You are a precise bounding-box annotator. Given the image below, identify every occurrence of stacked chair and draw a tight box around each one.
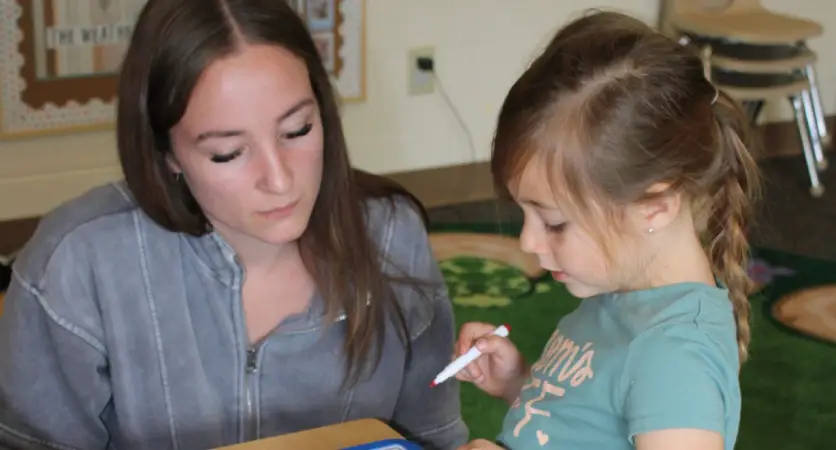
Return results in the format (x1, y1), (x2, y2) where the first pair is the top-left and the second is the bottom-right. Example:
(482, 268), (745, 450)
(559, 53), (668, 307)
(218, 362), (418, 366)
(660, 0), (829, 197)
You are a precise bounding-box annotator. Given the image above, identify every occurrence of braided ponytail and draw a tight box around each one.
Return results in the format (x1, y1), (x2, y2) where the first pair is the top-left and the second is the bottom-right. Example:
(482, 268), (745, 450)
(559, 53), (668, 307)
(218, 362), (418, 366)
(706, 89), (762, 364)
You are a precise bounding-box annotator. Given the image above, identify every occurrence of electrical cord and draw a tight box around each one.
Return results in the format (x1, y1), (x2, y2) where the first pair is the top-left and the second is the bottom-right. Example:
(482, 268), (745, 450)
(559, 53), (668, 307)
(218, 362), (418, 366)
(416, 56), (478, 164)
(414, 55), (512, 234)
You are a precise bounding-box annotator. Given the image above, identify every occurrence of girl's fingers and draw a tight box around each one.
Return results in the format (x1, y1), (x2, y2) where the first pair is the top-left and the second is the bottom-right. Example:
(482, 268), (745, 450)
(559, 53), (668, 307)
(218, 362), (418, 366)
(465, 362), (483, 381)
(451, 353), (475, 381)
(456, 340), (474, 359)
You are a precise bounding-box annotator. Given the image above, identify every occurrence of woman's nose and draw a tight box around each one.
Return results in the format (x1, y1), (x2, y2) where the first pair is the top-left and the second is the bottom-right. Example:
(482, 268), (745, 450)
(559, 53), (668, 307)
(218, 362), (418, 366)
(257, 147), (292, 194)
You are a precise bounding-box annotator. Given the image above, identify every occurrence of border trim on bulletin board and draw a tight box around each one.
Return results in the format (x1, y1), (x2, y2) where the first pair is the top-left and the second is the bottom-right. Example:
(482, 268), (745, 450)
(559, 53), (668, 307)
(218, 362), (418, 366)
(336, 0), (367, 103)
(0, 0), (125, 139)
(293, 0), (367, 103)
(0, 0), (366, 140)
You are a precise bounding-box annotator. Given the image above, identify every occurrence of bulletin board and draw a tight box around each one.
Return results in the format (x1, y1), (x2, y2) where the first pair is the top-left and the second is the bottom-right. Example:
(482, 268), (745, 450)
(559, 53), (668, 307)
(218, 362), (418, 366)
(0, 0), (146, 139)
(0, 0), (365, 140)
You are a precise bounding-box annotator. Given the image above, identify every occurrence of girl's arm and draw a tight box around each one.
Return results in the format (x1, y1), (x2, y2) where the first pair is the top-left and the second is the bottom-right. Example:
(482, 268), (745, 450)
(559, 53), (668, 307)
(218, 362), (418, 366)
(635, 429), (724, 450)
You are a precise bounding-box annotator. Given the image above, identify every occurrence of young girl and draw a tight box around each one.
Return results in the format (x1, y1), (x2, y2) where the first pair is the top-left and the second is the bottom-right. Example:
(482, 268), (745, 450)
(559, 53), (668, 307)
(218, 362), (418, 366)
(455, 10), (760, 450)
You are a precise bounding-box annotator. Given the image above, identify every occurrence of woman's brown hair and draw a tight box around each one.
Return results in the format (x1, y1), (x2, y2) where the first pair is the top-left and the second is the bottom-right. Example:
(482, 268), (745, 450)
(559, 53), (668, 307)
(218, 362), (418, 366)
(117, 0), (429, 386)
(491, 10), (761, 363)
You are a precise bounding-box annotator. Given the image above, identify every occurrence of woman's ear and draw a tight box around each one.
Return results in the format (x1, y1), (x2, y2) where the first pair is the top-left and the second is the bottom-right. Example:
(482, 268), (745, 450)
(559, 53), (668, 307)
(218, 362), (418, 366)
(0, 252), (13, 293)
(166, 152), (182, 176)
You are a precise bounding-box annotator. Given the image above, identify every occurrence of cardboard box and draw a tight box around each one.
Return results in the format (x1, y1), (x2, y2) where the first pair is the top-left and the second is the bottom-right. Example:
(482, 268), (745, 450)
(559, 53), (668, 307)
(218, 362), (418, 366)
(216, 418), (408, 450)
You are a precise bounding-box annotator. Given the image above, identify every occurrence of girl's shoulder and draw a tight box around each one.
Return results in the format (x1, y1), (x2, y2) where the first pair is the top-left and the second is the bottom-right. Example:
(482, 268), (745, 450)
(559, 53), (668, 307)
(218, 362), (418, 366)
(603, 282), (736, 336)
(601, 282), (740, 377)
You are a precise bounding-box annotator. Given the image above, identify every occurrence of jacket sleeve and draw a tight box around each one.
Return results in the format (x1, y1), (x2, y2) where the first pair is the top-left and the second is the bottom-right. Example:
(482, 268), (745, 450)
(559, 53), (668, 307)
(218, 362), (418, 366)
(385, 199), (469, 450)
(0, 260), (111, 449)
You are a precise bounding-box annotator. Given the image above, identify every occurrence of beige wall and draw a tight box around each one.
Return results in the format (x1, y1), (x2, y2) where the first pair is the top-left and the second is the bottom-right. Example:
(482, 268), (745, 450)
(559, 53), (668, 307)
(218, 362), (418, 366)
(2, 0), (834, 221)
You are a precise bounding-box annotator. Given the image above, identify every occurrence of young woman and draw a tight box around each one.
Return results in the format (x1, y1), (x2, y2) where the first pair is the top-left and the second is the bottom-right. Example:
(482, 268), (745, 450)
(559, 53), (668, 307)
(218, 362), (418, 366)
(0, 1), (466, 449)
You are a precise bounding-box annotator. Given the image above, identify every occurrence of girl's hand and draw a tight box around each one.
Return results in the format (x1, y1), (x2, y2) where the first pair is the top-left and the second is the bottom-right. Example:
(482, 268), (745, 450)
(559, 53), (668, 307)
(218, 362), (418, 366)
(457, 439), (506, 449)
(454, 322), (528, 404)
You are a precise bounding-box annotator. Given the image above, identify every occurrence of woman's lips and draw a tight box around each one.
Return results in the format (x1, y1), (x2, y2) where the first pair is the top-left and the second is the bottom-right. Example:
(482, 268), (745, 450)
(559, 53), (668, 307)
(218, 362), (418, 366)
(258, 201), (297, 220)
(551, 270), (566, 281)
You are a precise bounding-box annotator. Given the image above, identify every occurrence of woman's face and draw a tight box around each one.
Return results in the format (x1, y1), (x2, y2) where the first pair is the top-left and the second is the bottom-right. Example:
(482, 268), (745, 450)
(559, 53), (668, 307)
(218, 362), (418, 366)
(168, 44), (324, 250)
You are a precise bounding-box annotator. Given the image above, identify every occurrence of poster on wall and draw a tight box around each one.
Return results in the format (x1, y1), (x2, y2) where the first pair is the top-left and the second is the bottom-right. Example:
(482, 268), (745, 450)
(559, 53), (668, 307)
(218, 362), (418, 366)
(0, 0), (365, 140)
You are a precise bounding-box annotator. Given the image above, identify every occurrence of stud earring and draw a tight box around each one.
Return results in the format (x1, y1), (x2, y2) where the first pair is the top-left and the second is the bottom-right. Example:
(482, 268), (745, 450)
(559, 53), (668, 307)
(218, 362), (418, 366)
(647, 227), (655, 234)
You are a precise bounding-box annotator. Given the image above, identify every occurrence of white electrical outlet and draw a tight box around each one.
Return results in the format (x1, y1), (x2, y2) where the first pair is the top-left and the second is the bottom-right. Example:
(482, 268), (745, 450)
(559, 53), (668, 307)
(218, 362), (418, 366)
(408, 47), (435, 95)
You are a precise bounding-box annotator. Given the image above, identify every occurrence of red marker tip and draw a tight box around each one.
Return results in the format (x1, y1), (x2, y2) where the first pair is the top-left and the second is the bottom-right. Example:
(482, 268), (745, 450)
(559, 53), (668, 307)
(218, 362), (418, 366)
(430, 381), (437, 388)
(503, 323), (511, 332)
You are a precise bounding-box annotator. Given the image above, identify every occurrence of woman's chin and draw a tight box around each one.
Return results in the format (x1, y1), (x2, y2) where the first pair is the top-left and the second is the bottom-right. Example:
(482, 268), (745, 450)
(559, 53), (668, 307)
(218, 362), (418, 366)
(246, 215), (310, 246)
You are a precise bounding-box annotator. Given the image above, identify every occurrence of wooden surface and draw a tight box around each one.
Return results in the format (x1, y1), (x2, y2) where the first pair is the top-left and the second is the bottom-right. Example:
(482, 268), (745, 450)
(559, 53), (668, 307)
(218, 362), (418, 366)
(216, 419), (403, 450)
(710, 50), (817, 74)
(717, 79), (810, 101)
(665, 0), (823, 44)
(674, 11), (822, 44)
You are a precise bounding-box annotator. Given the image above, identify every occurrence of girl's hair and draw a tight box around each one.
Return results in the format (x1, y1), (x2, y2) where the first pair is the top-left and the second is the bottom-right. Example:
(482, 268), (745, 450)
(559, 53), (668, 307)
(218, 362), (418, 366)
(491, 10), (761, 363)
(117, 0), (429, 386)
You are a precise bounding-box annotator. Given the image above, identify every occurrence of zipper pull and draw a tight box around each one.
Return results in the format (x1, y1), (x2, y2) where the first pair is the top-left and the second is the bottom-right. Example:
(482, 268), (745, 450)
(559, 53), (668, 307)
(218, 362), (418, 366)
(246, 348), (258, 373)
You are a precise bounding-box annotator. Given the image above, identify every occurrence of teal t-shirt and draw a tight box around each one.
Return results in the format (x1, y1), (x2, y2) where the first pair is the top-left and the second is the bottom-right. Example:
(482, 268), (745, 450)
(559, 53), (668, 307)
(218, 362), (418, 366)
(497, 282), (741, 449)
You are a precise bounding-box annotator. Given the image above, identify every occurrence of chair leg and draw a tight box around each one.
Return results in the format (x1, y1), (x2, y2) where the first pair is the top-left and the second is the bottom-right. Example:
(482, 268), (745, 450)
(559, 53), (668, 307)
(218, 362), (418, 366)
(791, 95), (825, 197)
(742, 100), (765, 124)
(700, 45), (713, 82)
(801, 89), (828, 171)
(804, 64), (830, 146)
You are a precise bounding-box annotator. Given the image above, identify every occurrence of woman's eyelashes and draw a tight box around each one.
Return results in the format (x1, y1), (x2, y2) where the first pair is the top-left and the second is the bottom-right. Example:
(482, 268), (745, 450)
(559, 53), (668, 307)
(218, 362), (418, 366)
(284, 122), (313, 139)
(209, 122), (314, 163)
(210, 148), (243, 163)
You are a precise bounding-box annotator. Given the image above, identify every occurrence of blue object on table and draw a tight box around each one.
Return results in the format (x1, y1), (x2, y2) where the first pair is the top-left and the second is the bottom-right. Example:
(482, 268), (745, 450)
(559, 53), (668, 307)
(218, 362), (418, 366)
(340, 438), (423, 450)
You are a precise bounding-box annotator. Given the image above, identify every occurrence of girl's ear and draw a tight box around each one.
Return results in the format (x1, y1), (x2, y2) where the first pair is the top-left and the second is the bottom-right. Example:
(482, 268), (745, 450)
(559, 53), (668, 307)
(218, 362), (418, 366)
(632, 182), (682, 233)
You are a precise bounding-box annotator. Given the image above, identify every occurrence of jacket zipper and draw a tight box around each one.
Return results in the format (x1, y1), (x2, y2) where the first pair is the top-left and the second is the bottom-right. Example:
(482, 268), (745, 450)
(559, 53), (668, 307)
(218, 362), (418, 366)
(239, 309), (352, 442)
(235, 288), (364, 441)
(244, 346), (259, 441)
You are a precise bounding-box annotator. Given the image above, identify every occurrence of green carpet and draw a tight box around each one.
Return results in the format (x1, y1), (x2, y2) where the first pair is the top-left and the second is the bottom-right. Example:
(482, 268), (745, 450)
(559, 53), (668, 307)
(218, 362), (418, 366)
(428, 222), (836, 450)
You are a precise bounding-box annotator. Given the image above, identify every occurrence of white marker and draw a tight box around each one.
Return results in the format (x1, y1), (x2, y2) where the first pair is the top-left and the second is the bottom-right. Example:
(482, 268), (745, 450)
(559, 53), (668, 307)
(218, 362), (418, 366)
(430, 324), (511, 387)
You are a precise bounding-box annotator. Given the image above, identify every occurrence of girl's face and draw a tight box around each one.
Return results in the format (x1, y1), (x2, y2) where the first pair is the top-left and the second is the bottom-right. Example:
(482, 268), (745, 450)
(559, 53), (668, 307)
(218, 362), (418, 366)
(167, 44), (324, 252)
(510, 163), (644, 299)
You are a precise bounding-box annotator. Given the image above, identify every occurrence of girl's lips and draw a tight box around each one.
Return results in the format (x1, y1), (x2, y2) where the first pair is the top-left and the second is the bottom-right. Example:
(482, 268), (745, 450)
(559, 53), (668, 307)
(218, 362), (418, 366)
(551, 270), (566, 281)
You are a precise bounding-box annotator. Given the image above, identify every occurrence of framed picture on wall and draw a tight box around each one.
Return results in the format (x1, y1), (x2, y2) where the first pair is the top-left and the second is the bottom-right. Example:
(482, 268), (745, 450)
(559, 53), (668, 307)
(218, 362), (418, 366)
(312, 31), (336, 72)
(0, 0), (365, 140)
(289, 0), (366, 103)
(306, 0), (336, 31)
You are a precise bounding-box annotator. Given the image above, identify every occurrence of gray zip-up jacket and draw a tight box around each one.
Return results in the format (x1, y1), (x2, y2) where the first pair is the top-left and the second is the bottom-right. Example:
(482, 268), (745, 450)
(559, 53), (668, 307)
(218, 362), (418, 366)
(0, 181), (467, 450)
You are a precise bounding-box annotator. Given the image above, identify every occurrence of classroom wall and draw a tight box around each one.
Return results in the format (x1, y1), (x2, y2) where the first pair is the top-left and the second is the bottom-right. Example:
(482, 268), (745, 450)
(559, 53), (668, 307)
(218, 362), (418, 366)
(2, 0), (835, 221)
